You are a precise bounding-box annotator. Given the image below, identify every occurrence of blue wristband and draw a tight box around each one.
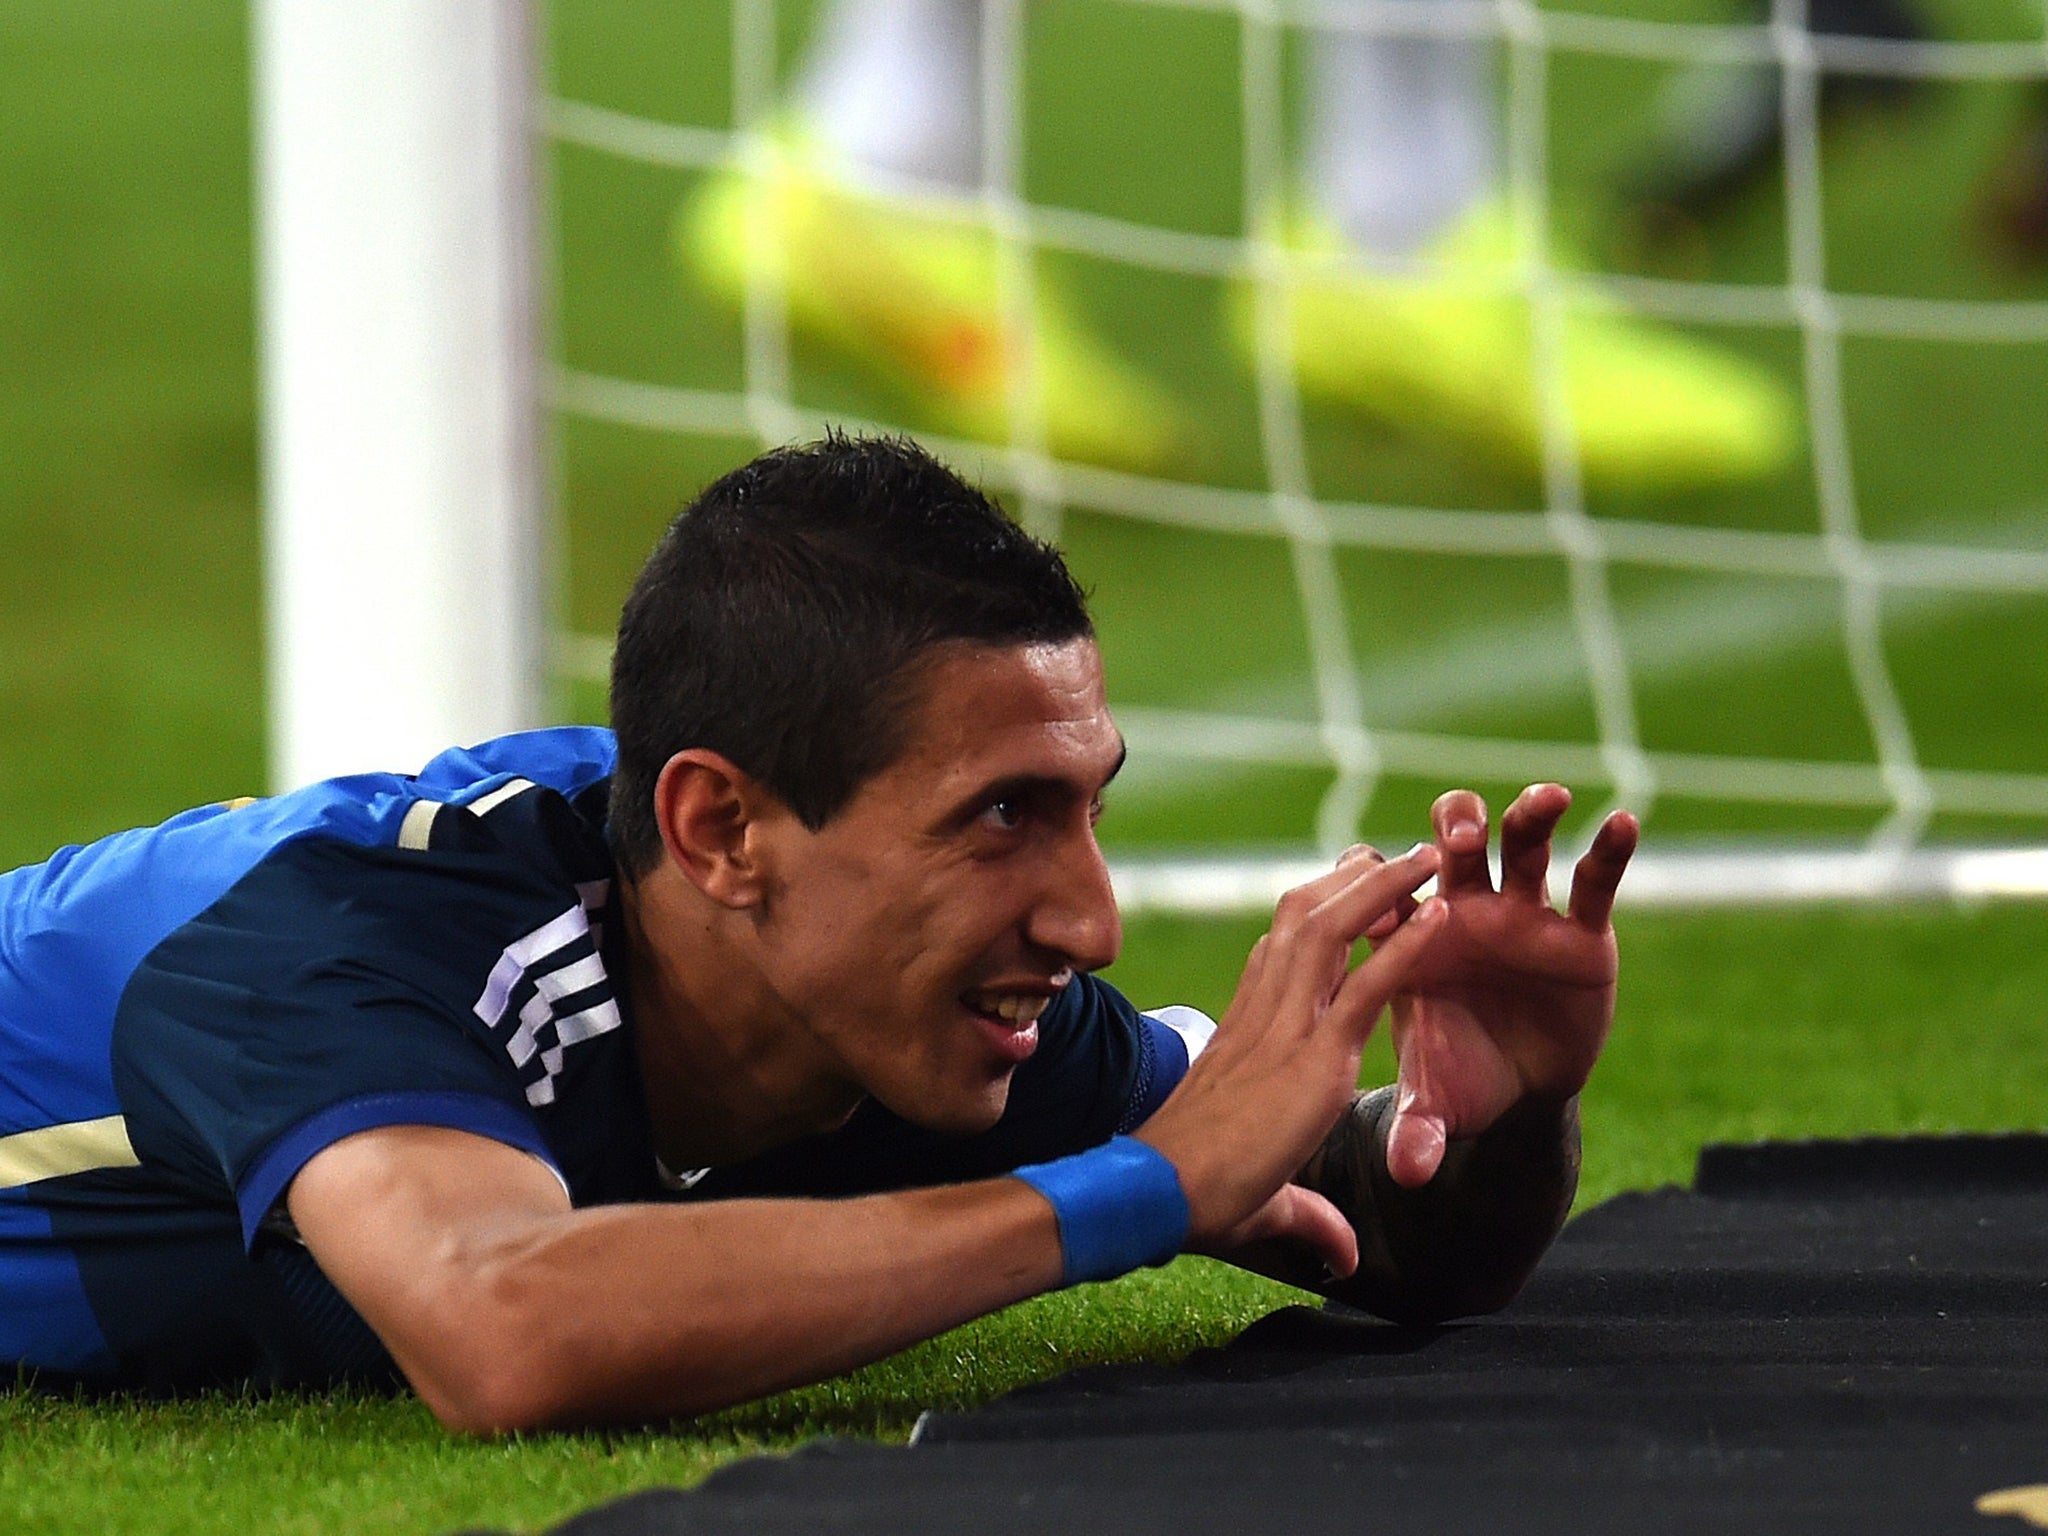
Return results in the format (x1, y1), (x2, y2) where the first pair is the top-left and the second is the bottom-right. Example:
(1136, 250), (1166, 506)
(1013, 1136), (1191, 1286)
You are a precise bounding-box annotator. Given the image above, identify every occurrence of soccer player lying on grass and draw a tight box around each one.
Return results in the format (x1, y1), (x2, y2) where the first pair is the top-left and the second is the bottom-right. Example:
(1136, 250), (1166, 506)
(0, 435), (1635, 1432)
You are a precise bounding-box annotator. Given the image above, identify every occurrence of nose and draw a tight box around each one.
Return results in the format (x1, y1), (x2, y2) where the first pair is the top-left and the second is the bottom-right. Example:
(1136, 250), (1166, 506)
(1027, 824), (1123, 974)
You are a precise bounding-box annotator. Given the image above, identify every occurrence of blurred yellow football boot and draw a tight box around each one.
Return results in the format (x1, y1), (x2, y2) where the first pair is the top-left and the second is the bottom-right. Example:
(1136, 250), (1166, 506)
(680, 143), (1186, 473)
(1237, 203), (1799, 495)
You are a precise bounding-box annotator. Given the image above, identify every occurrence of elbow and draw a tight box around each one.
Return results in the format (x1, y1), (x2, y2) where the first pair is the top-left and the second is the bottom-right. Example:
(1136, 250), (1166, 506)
(413, 1328), (729, 1435)
(416, 1356), (566, 1438)
(395, 1267), (723, 1433)
(406, 1327), (576, 1437)
(389, 1271), (591, 1435)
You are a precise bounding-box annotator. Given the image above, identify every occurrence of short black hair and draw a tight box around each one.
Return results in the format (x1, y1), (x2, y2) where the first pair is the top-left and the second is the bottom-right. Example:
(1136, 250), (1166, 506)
(607, 433), (1094, 877)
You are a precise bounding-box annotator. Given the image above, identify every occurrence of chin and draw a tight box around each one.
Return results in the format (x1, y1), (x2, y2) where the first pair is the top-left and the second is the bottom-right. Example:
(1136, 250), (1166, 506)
(889, 1072), (1016, 1137)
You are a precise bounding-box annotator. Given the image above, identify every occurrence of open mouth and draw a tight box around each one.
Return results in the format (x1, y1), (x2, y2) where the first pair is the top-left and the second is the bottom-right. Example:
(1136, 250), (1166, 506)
(961, 990), (1055, 1027)
(959, 974), (1070, 1065)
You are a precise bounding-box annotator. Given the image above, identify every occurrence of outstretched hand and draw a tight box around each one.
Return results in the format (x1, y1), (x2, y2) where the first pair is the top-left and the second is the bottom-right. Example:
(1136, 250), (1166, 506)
(1135, 843), (1448, 1278)
(1382, 784), (1637, 1188)
(1135, 783), (1633, 1284)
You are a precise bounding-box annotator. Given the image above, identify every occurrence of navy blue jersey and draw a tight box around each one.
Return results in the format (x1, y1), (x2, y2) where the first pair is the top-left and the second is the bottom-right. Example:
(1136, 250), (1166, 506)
(0, 728), (1201, 1392)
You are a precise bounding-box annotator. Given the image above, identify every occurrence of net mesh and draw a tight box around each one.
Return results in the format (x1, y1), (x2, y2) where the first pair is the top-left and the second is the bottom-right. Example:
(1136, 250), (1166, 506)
(542, 0), (2048, 908)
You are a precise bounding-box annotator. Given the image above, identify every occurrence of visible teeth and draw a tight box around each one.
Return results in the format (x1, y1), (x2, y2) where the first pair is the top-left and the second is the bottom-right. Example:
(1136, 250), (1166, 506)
(972, 993), (1051, 1025)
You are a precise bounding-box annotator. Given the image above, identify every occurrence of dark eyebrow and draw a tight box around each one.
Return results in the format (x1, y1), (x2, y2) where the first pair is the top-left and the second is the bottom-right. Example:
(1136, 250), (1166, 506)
(943, 737), (1128, 827)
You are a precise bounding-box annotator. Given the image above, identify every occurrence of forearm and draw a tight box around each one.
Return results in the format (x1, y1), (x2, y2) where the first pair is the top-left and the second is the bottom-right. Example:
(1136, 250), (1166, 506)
(343, 1178), (1064, 1432)
(1260, 1087), (1580, 1325)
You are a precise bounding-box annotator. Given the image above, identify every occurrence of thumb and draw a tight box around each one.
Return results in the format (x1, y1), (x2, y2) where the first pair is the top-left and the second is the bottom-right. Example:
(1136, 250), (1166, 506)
(1385, 1081), (1448, 1188)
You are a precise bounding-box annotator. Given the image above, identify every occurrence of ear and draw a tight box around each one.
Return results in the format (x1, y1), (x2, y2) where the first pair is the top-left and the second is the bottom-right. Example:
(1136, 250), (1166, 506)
(650, 750), (785, 909)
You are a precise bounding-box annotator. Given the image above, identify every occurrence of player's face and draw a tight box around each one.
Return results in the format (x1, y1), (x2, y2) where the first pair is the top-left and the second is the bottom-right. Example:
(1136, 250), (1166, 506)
(757, 637), (1125, 1134)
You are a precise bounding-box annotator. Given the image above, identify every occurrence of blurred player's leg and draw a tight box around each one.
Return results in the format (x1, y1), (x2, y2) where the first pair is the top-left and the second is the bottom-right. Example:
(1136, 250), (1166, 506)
(1261, 0), (1798, 494)
(680, 0), (1186, 473)
(802, 0), (982, 189)
(1309, 23), (1494, 260)
(1629, 0), (1924, 225)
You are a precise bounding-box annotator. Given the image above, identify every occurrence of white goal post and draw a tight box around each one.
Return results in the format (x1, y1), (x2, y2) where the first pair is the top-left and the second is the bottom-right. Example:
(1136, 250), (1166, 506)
(253, 0), (548, 791)
(253, 0), (2048, 911)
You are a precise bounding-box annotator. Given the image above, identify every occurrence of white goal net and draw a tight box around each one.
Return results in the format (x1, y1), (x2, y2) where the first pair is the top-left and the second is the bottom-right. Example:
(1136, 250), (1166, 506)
(540, 0), (2048, 910)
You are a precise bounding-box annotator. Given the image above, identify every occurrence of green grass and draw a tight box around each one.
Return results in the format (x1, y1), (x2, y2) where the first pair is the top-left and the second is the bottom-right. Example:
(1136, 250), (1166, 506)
(0, 2), (262, 873)
(7, 902), (2045, 1536)
(6, 1), (2048, 1533)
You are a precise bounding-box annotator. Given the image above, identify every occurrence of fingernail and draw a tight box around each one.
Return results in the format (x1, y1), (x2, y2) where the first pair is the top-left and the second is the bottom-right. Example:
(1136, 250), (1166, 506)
(1405, 841), (1430, 860)
(1451, 821), (1482, 840)
(1414, 896), (1446, 924)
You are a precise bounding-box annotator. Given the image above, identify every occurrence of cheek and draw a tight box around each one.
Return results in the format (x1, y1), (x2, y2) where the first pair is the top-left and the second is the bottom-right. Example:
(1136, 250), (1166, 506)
(854, 922), (1007, 1069)
(775, 870), (955, 1010)
(770, 849), (1027, 1034)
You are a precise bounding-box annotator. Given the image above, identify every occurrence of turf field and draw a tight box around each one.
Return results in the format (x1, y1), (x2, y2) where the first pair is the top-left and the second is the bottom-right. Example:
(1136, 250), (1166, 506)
(5, 904), (2046, 1536)
(3, 3), (2046, 1534)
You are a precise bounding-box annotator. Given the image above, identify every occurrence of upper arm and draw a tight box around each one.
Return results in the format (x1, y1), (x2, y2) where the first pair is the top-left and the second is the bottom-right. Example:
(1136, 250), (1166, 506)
(287, 1124), (572, 1426)
(110, 836), (594, 1242)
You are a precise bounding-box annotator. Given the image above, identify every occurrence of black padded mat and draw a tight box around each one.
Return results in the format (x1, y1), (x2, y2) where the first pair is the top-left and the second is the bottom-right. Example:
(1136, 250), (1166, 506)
(524, 1137), (2048, 1535)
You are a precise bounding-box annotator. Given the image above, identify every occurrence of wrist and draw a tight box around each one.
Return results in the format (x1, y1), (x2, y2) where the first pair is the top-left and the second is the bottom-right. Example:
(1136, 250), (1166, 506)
(1012, 1136), (1190, 1286)
(1300, 1087), (1580, 1325)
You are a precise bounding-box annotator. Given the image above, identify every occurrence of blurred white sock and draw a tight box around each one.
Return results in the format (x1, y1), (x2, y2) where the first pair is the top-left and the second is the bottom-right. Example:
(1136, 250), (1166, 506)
(800, 0), (984, 189)
(1307, 3), (1496, 256)
(799, 0), (1493, 248)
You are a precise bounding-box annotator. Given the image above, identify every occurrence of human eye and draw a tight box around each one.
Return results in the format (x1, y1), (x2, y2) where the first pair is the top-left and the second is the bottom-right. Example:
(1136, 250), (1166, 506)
(978, 795), (1027, 832)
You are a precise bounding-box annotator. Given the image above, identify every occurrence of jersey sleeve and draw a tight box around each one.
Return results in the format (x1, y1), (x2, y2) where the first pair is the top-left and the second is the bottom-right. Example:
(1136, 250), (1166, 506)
(109, 838), (565, 1248)
(690, 973), (1215, 1199)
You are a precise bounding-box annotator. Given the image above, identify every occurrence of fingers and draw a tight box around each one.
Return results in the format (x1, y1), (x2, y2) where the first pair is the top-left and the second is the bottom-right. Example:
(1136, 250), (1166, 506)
(1438, 784), (1634, 920)
(1286, 842), (1388, 912)
(1499, 782), (1571, 903)
(1268, 843), (1437, 956)
(1327, 895), (1447, 1037)
(1285, 1184), (1360, 1280)
(1567, 809), (1640, 932)
(1332, 844), (1404, 941)
(1205, 1184), (1361, 1281)
(1216, 846), (1438, 1054)
(1362, 888), (1419, 944)
(1299, 849), (1439, 962)
(1261, 843), (1441, 1024)
(1239, 933), (1270, 996)
(1362, 843), (1425, 941)
(1431, 790), (1492, 896)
